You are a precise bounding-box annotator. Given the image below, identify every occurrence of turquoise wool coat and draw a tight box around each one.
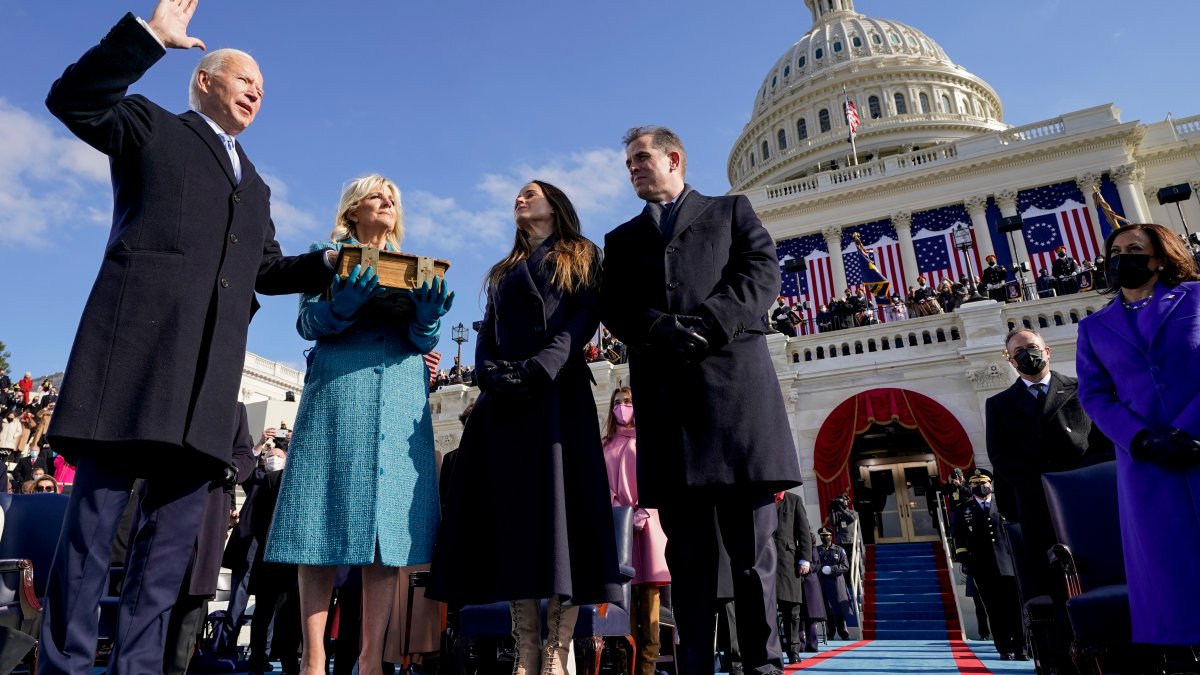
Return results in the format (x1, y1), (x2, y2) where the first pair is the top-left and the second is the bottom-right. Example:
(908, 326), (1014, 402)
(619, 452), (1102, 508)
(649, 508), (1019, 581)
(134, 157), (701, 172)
(265, 241), (441, 567)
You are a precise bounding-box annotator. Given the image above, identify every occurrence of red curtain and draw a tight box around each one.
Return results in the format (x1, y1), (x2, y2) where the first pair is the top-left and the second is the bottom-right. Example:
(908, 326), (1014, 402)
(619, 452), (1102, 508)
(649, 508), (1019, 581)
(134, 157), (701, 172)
(813, 388), (975, 523)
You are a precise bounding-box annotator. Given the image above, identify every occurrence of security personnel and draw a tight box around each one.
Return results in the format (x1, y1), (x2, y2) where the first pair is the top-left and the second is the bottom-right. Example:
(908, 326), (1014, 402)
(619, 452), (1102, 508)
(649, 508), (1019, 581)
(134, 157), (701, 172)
(814, 527), (850, 640)
(952, 470), (1026, 661)
(981, 255), (1009, 303)
(771, 298), (797, 337)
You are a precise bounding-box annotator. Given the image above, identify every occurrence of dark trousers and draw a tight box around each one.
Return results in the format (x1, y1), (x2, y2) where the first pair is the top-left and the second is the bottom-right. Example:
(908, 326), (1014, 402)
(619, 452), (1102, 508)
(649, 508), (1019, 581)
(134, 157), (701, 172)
(38, 455), (209, 675)
(659, 493), (781, 675)
(974, 572), (1024, 656)
(779, 601), (814, 655)
(163, 594), (208, 675)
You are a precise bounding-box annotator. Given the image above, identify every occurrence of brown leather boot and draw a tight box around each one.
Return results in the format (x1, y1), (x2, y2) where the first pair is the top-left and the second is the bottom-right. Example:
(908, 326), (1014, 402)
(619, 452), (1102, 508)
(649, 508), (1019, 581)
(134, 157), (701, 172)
(541, 596), (579, 675)
(511, 599), (542, 675)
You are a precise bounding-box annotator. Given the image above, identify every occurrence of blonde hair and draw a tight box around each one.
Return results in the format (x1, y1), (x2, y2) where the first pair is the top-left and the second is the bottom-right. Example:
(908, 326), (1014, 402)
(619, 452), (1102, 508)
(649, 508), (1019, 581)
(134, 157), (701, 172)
(330, 174), (404, 250)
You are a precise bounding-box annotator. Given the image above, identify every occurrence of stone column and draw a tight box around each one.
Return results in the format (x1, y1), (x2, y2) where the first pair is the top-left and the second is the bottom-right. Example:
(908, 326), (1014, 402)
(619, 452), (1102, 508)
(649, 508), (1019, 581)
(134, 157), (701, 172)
(1074, 172), (1108, 248)
(964, 195), (996, 261)
(995, 189), (1030, 271)
(822, 224), (849, 294)
(1111, 163), (1152, 223)
(890, 210), (920, 290)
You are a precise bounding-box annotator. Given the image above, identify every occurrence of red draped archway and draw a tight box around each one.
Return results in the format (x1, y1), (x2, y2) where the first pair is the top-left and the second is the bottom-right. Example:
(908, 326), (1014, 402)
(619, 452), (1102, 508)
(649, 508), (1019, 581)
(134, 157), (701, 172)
(814, 388), (975, 523)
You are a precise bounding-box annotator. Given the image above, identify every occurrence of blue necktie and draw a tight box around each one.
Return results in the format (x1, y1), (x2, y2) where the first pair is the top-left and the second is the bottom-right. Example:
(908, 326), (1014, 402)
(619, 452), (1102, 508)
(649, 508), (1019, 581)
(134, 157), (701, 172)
(219, 133), (242, 184)
(660, 201), (675, 239)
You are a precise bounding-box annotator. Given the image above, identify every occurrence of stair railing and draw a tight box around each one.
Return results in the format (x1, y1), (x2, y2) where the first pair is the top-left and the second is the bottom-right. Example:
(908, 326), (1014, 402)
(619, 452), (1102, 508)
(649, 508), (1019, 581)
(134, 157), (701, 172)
(934, 494), (967, 640)
(849, 516), (865, 620)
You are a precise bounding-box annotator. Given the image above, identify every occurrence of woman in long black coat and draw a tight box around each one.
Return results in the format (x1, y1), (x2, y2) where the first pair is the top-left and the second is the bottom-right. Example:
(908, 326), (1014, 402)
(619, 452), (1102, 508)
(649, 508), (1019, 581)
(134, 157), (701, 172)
(429, 180), (620, 675)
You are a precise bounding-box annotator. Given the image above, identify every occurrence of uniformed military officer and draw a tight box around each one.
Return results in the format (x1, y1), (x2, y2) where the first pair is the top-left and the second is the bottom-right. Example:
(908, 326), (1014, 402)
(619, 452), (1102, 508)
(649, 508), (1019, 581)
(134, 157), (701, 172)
(771, 297), (797, 337)
(981, 255), (1010, 303)
(814, 527), (850, 640)
(1051, 246), (1080, 295)
(952, 470), (1027, 661)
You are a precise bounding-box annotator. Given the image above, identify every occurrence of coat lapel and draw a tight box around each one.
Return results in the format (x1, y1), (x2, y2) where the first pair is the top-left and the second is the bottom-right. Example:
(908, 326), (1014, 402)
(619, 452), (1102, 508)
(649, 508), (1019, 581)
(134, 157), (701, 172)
(1092, 301), (1146, 352)
(1041, 371), (1075, 420)
(1146, 284), (1189, 346)
(180, 111), (238, 187)
(668, 188), (716, 244)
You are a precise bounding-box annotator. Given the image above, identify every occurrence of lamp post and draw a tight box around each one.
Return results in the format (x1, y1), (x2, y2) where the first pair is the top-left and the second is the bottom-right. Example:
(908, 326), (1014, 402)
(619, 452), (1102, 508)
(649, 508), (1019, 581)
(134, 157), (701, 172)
(452, 322), (468, 364)
(952, 224), (988, 303)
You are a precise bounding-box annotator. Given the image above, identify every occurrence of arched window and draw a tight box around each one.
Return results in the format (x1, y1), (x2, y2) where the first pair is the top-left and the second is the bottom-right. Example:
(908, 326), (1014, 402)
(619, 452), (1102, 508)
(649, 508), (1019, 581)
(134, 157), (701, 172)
(815, 47), (824, 59)
(783, 65), (790, 78)
(871, 33), (882, 45)
(894, 92), (907, 114)
(799, 55), (807, 68)
(777, 129), (788, 150)
(852, 35), (862, 47)
(819, 109), (831, 133)
(919, 92), (930, 113)
(750, 153), (756, 168)
(868, 95), (882, 119)
(833, 40), (843, 53)
(797, 118), (808, 140)
(941, 94), (951, 113)
(889, 32), (901, 45)
(771, 76), (777, 89)
(761, 140), (770, 160)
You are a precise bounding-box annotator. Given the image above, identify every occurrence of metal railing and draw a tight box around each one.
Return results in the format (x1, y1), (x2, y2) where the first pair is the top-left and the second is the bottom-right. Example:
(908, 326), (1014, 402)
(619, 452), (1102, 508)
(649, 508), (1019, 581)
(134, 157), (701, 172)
(934, 493), (967, 640)
(848, 516), (866, 631)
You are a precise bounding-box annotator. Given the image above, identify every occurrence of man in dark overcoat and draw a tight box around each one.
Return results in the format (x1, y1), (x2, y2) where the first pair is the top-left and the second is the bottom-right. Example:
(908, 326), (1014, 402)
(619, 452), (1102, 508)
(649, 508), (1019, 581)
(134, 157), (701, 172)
(814, 527), (849, 640)
(601, 125), (803, 675)
(986, 328), (1112, 599)
(772, 491), (821, 662)
(952, 471), (1026, 661)
(40, 3), (330, 673)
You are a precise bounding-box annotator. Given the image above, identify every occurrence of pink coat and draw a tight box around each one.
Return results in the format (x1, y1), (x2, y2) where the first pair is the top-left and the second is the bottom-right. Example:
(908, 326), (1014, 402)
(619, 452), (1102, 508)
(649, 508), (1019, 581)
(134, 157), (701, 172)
(53, 454), (76, 487)
(603, 427), (670, 585)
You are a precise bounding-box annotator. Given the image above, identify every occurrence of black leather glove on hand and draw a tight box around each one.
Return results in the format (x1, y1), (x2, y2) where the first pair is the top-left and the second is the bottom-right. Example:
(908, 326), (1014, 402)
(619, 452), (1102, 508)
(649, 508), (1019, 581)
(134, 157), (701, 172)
(487, 359), (547, 396)
(1132, 427), (1200, 468)
(648, 314), (710, 363)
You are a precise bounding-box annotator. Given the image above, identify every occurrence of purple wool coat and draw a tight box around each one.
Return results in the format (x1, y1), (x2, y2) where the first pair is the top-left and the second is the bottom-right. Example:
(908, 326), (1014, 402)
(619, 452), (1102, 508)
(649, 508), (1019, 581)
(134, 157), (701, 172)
(1075, 281), (1200, 645)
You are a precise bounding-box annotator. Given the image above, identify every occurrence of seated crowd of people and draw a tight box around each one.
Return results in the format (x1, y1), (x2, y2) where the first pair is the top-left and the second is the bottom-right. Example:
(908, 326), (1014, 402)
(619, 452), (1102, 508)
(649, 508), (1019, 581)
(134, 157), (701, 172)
(0, 369), (72, 495)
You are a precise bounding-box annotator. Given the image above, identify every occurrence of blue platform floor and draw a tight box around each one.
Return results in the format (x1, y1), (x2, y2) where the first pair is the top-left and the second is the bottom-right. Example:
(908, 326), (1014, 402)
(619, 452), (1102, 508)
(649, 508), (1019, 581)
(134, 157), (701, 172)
(772, 639), (1036, 674)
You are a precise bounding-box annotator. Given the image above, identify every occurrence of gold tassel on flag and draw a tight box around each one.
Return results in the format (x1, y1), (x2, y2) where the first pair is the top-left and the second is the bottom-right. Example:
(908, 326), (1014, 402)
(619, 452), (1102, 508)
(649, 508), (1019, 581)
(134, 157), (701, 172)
(1093, 187), (1132, 230)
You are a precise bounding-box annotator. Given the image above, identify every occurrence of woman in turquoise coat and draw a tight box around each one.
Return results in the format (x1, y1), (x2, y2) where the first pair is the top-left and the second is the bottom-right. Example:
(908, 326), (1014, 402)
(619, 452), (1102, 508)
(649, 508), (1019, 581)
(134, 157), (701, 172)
(265, 174), (453, 675)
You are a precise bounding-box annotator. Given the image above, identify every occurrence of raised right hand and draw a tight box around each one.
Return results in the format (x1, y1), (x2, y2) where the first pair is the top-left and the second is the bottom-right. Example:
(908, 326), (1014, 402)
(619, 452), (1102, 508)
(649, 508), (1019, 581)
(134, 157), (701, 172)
(147, 0), (206, 50)
(330, 264), (381, 320)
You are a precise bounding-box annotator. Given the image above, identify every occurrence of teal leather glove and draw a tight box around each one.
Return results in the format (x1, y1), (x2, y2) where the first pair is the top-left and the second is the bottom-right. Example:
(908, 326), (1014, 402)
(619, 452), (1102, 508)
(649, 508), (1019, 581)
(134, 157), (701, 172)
(330, 264), (380, 320)
(409, 277), (455, 325)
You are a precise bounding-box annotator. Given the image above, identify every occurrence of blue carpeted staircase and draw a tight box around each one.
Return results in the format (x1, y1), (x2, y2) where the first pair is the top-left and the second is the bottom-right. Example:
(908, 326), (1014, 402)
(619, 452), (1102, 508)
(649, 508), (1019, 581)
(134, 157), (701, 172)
(862, 542), (960, 640)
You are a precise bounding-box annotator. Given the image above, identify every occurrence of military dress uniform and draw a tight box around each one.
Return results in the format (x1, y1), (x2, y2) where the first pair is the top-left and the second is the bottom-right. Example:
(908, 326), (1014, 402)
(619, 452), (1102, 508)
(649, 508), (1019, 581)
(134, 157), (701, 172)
(1051, 248), (1080, 295)
(952, 472), (1025, 660)
(981, 261), (1009, 303)
(814, 528), (850, 639)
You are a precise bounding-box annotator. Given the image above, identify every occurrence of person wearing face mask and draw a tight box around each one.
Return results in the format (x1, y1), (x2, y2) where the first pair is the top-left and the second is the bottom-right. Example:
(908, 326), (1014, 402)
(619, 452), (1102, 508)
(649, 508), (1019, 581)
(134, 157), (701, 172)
(771, 297), (798, 337)
(814, 527), (849, 640)
(601, 387), (669, 675)
(986, 328), (1112, 595)
(981, 254), (1009, 303)
(1076, 222), (1200, 652)
(0, 412), (21, 462)
(1051, 245), (1080, 295)
(952, 470), (1025, 661)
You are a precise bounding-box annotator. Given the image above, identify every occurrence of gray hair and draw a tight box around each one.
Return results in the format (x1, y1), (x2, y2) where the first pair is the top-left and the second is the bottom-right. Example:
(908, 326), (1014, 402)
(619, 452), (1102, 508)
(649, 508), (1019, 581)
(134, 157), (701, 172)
(188, 48), (257, 111)
(621, 125), (687, 176)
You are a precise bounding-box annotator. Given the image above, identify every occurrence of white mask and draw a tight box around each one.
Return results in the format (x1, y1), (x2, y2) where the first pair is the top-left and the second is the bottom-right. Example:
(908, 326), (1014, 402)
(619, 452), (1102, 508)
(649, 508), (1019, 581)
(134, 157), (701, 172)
(264, 455), (285, 472)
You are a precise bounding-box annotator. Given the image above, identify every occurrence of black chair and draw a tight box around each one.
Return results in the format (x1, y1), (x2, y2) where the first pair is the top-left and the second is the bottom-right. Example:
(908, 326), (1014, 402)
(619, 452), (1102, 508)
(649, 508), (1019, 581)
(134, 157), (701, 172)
(0, 492), (70, 674)
(1002, 522), (1056, 674)
(1042, 461), (1132, 675)
(456, 507), (635, 675)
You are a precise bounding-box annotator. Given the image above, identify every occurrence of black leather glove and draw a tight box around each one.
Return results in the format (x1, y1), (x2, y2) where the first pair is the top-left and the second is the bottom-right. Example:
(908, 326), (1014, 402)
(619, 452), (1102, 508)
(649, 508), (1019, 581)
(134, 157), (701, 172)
(488, 359), (548, 396)
(1132, 427), (1200, 468)
(648, 314), (710, 363)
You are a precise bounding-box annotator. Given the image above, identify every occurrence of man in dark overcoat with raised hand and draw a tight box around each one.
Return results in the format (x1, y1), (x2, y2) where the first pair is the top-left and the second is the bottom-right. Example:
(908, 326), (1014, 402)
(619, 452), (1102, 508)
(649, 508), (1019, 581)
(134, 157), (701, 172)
(601, 125), (803, 675)
(40, 1), (331, 672)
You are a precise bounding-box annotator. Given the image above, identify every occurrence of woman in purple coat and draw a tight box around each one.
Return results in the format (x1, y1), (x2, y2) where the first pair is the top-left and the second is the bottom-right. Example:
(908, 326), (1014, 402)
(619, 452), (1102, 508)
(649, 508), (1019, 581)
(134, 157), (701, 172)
(1075, 223), (1200, 647)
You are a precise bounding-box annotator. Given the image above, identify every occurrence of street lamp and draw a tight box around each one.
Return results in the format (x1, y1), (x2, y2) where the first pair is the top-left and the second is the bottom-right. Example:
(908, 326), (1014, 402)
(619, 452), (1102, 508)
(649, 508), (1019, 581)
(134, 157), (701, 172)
(452, 322), (468, 364)
(952, 224), (988, 303)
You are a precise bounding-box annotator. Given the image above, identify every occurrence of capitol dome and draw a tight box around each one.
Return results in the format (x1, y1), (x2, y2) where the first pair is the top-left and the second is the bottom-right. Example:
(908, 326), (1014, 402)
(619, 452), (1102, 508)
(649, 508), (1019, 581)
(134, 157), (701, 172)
(729, 0), (1007, 191)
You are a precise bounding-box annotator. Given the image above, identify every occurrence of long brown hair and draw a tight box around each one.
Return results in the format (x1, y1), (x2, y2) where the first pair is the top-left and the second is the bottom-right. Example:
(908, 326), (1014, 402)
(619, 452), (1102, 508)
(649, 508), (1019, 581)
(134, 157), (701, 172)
(603, 386), (633, 444)
(1101, 223), (1200, 294)
(485, 180), (599, 294)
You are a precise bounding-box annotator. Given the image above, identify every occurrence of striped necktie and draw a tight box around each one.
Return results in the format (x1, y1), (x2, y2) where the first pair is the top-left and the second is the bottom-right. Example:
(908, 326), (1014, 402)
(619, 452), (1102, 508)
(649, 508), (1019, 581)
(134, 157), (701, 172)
(219, 133), (242, 184)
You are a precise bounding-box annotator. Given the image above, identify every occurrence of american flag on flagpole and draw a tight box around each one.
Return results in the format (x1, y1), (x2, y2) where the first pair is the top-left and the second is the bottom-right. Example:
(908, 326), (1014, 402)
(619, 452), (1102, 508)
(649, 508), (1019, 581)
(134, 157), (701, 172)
(844, 87), (860, 143)
(1021, 202), (1102, 275)
(423, 351), (441, 382)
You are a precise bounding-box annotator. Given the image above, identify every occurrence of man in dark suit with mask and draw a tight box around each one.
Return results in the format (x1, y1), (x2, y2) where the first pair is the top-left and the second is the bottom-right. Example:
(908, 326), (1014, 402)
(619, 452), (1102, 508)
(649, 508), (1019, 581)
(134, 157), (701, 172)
(985, 328), (1112, 598)
(601, 125), (803, 675)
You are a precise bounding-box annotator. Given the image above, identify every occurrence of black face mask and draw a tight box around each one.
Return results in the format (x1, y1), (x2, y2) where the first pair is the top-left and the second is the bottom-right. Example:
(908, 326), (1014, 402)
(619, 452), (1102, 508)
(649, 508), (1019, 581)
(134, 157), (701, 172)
(820, 536), (833, 545)
(1013, 348), (1046, 376)
(1108, 254), (1156, 290)
(971, 484), (992, 498)
(987, 261), (996, 267)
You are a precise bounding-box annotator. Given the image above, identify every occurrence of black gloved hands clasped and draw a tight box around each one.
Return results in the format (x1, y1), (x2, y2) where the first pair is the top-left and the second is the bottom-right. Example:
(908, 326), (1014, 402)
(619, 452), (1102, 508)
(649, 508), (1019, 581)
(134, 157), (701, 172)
(485, 359), (549, 396)
(1132, 427), (1200, 469)
(649, 314), (710, 363)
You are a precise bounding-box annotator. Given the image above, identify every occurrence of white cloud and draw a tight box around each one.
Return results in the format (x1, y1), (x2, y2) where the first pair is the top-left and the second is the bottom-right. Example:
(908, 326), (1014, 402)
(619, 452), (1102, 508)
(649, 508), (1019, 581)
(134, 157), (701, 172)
(259, 171), (321, 242)
(0, 98), (111, 247)
(404, 147), (634, 252)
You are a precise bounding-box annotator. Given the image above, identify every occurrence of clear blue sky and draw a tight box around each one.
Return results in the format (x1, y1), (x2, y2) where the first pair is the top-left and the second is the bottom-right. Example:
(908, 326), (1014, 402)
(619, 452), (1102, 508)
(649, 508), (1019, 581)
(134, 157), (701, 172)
(2, 1), (1198, 378)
